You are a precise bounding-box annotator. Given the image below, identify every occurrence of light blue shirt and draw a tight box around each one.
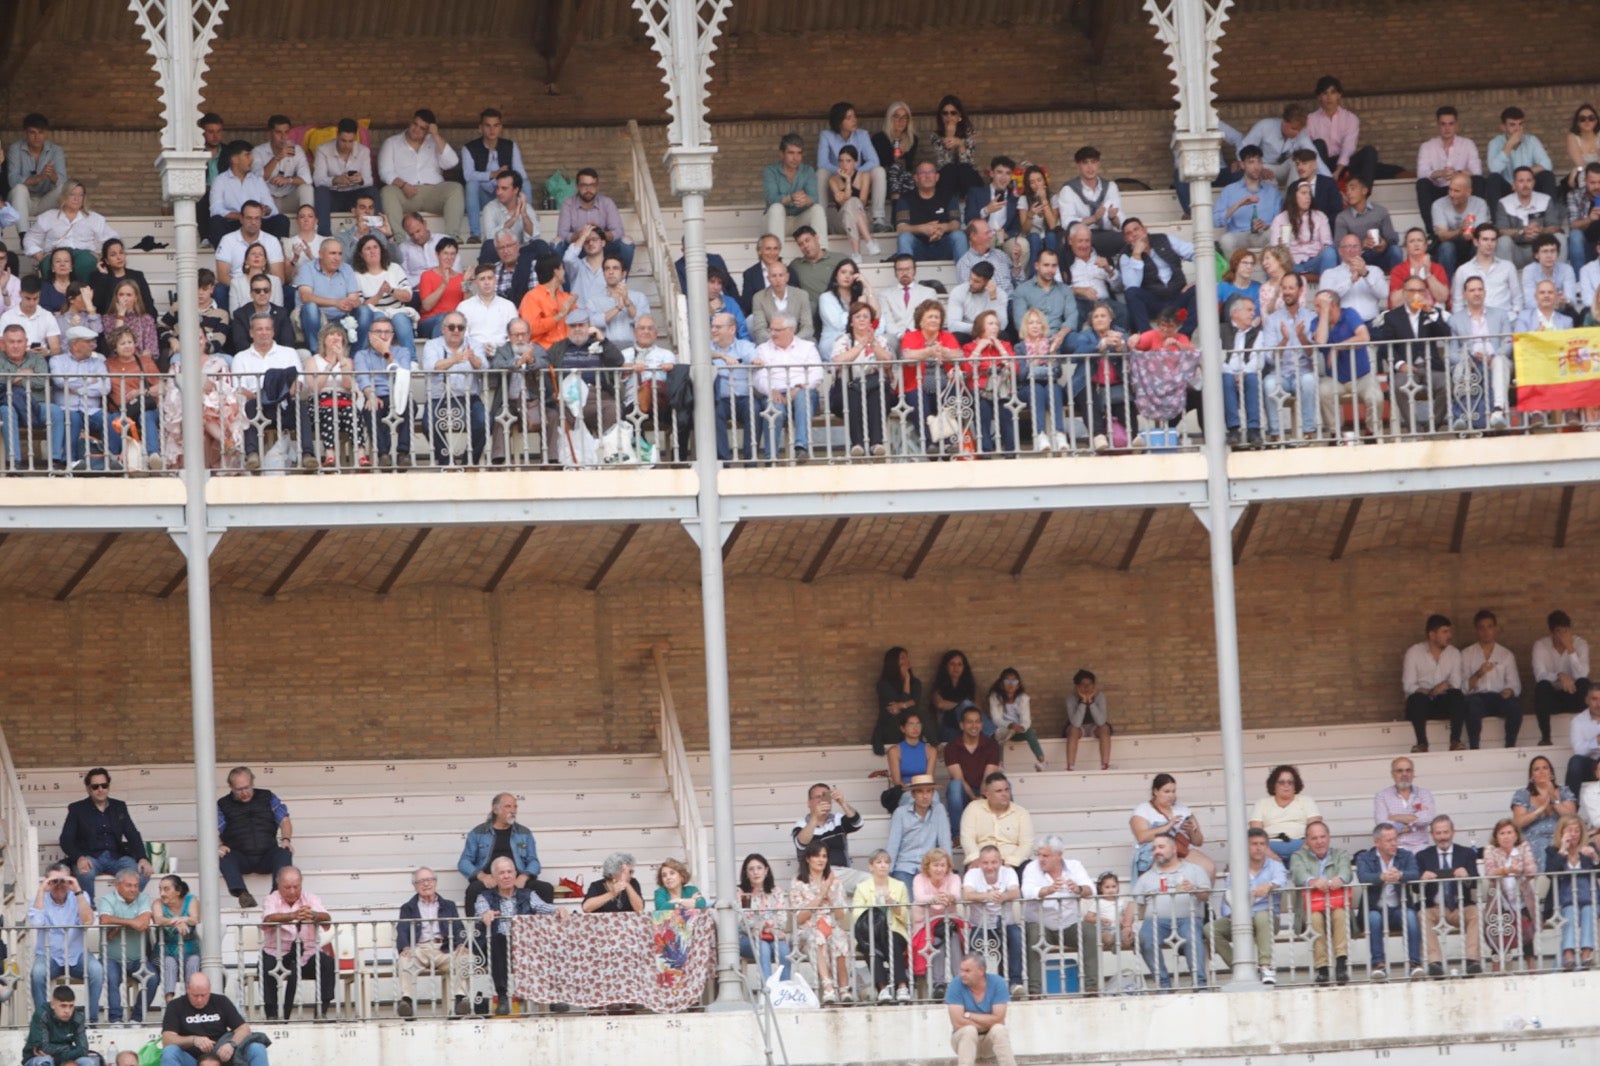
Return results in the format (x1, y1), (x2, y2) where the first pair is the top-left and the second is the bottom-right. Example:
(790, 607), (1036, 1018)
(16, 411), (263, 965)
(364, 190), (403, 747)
(294, 259), (361, 303)
(1118, 234), (1196, 292)
(711, 338), (757, 399)
(1219, 856), (1288, 917)
(29, 890), (87, 968)
(1213, 177), (1282, 233)
(885, 801), (951, 878)
(1486, 132), (1553, 181)
(353, 345), (417, 398)
(817, 129), (881, 172)
(6, 139), (67, 197)
(1240, 117), (1331, 177)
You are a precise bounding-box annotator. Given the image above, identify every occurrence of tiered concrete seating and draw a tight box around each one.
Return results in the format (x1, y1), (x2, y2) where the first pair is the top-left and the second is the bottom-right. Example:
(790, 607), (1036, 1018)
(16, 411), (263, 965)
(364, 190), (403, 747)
(689, 718), (1544, 886)
(19, 754), (685, 917)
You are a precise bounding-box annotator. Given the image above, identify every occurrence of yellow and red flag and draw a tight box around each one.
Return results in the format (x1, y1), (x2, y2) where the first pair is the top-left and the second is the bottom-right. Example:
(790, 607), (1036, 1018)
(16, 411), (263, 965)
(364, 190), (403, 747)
(1514, 328), (1600, 410)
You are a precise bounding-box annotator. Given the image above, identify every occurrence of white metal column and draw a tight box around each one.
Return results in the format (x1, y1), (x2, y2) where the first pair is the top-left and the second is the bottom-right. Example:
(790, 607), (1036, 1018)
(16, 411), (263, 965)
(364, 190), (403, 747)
(635, 0), (743, 1008)
(1147, 0), (1260, 988)
(130, 0), (229, 986)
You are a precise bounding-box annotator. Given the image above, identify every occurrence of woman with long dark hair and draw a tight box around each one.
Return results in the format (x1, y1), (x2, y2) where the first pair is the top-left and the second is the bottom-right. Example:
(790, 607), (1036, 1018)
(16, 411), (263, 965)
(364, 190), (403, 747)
(874, 647), (922, 755)
(830, 301), (891, 458)
(930, 650), (977, 743)
(818, 258), (877, 356)
(791, 840), (851, 1004)
(738, 853), (791, 982)
(932, 95), (981, 203)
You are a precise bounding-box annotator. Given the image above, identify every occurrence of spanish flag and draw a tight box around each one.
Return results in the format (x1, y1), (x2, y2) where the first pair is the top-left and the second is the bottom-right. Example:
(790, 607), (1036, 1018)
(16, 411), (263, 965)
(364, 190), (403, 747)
(1514, 327), (1600, 410)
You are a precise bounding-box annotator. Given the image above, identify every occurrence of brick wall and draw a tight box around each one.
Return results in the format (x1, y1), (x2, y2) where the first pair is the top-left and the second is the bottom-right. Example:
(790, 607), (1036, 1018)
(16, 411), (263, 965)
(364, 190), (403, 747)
(6, 0), (1597, 217)
(1, 542), (1590, 767)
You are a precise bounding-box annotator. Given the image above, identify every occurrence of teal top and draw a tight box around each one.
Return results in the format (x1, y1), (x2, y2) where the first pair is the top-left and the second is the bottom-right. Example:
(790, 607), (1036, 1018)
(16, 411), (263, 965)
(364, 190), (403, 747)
(160, 894), (200, 958)
(653, 885), (709, 913)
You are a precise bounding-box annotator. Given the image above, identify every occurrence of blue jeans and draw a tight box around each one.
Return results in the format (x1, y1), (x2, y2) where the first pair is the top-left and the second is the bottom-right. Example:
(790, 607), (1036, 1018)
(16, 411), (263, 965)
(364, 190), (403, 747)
(1263, 368), (1319, 436)
(1, 397), (66, 465)
(32, 955), (104, 1021)
(759, 389), (815, 457)
(890, 871), (917, 896)
(1027, 377), (1067, 435)
(1570, 228), (1595, 275)
(739, 932), (792, 982)
(162, 1046), (268, 1066)
(895, 231), (969, 262)
(1363, 245), (1404, 270)
(1560, 901), (1596, 954)
(364, 309), (415, 353)
(970, 923), (1025, 985)
(1222, 371), (1262, 431)
(67, 409), (123, 462)
(946, 778), (978, 837)
(1292, 246), (1339, 274)
(464, 180), (495, 239)
(28, 1057), (99, 1066)
(715, 393), (757, 461)
(106, 953), (160, 1021)
(976, 396), (1019, 454)
(299, 301), (372, 346)
(1025, 231), (1060, 277)
(73, 851), (144, 900)
(1139, 915), (1206, 989)
(1367, 903), (1421, 968)
(1267, 838), (1303, 864)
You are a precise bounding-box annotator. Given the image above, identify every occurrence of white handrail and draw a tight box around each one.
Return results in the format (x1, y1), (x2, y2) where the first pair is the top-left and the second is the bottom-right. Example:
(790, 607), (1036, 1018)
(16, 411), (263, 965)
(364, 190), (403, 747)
(0, 721), (41, 1016)
(652, 644), (709, 886)
(626, 119), (685, 350)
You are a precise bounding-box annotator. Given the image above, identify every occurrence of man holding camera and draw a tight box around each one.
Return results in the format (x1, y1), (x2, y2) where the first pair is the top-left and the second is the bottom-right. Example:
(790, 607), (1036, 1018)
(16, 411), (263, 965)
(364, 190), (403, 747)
(28, 863), (103, 1021)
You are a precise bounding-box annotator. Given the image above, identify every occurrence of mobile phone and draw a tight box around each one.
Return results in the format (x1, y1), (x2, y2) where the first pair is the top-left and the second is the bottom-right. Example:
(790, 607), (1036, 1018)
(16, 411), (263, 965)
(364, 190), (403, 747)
(364, 216), (384, 227)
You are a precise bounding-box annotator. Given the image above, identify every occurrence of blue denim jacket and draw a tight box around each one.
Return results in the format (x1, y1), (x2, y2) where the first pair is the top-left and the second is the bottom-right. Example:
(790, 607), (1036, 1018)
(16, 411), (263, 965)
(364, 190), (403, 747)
(456, 820), (541, 880)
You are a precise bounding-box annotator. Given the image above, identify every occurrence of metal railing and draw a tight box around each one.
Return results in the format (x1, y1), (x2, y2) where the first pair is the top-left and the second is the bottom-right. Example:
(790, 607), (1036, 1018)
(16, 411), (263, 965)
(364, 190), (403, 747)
(0, 865), (1594, 1026)
(652, 645), (709, 889)
(2, 334), (1587, 475)
(626, 119), (683, 351)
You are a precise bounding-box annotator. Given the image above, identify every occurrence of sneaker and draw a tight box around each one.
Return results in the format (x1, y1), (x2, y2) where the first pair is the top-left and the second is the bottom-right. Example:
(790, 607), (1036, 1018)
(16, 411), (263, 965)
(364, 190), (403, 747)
(849, 445), (865, 457)
(1051, 432), (1072, 451)
(1259, 966), (1276, 985)
(146, 454), (164, 472)
(1527, 411), (1547, 428)
(1034, 434), (1054, 452)
(865, 240), (882, 256)
(1369, 967), (1387, 982)
(1034, 759), (1047, 773)
(300, 453), (320, 471)
(840, 988), (856, 1004)
(821, 989), (838, 1006)
(1092, 433), (1110, 452)
(877, 986), (894, 1004)
(1411, 965), (1428, 979)
(1410, 742), (1428, 753)
(1488, 409), (1509, 431)
(1246, 430), (1263, 446)
(236, 891), (258, 908)
(896, 985), (913, 1003)
(1450, 416), (1468, 432)
(870, 444), (886, 457)
(396, 996), (414, 1019)
(871, 216), (889, 233)
(1008, 984), (1025, 998)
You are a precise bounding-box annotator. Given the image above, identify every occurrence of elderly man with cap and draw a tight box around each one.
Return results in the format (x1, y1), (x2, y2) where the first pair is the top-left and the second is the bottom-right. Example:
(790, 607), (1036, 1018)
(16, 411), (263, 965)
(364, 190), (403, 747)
(48, 324), (120, 469)
(886, 774), (950, 894)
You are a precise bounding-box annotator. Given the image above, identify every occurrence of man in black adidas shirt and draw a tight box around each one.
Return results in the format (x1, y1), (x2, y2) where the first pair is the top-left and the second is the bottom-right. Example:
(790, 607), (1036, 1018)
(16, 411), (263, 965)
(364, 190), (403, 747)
(160, 972), (268, 1066)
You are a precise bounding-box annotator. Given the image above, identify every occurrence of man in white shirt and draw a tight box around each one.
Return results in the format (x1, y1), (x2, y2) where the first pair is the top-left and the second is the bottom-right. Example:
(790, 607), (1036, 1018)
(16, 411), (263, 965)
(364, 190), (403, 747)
(1019, 834), (1097, 996)
(960, 845), (1024, 995)
(1055, 146), (1124, 259)
(1445, 276), (1513, 431)
(20, 180), (117, 275)
(232, 312), (313, 472)
(947, 262), (1009, 339)
(311, 118), (377, 234)
(1460, 609), (1523, 750)
(1401, 613), (1466, 753)
(214, 200), (286, 295)
(751, 315), (823, 461)
(1566, 687), (1600, 794)
(878, 255), (935, 353)
(1317, 234), (1388, 324)
(1535, 609), (1591, 748)
(0, 278), (62, 354)
(251, 114), (315, 219)
(1450, 224), (1521, 315)
(1493, 166), (1564, 269)
(457, 264), (520, 362)
(378, 109), (465, 241)
(1063, 223), (1128, 331)
(1262, 272), (1318, 440)
(397, 214), (446, 291)
(209, 141), (286, 247)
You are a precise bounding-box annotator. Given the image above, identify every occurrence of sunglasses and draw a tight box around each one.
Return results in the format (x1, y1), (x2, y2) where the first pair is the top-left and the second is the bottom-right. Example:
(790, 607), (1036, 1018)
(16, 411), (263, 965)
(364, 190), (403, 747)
(1581, 114), (1599, 122)
(89, 782), (109, 790)
(443, 323), (465, 331)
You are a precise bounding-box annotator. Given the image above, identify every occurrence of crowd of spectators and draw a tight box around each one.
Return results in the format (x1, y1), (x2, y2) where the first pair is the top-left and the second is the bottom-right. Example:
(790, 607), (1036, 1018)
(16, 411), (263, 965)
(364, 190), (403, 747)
(3, 88), (1598, 471)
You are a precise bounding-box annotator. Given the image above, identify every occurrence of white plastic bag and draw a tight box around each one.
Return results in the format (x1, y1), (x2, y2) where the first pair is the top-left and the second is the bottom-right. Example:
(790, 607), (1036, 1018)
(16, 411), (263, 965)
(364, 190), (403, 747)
(766, 968), (819, 1010)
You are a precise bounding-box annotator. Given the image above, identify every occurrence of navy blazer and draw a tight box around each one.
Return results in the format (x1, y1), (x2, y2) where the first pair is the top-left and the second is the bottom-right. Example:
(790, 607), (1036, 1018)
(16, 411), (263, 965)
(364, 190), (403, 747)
(1355, 846), (1420, 910)
(964, 186), (1023, 240)
(1414, 842), (1480, 907)
(60, 797), (147, 865)
(396, 893), (468, 953)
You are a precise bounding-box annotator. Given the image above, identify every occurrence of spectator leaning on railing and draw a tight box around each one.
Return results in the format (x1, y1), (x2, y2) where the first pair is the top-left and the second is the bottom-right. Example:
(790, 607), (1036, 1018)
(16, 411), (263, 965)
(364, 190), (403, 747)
(28, 862), (102, 1023)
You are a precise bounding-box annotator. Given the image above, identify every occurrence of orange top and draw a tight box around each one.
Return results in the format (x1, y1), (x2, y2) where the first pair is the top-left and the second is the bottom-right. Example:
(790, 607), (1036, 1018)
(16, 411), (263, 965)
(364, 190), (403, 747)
(519, 284), (569, 349)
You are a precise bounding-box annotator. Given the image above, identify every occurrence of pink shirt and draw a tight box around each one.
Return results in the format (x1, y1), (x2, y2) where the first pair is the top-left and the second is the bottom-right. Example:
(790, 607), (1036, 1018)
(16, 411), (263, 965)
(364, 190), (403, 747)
(1306, 107), (1360, 168)
(1416, 137), (1483, 187)
(261, 888), (330, 964)
(1270, 210), (1332, 265)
